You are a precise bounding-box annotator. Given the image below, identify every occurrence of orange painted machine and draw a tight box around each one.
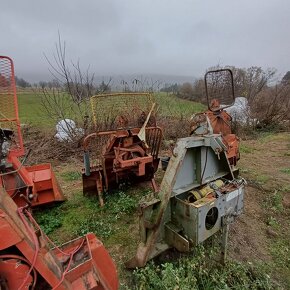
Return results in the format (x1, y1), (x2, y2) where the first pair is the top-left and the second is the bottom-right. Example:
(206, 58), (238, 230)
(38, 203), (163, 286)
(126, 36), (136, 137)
(0, 187), (118, 289)
(0, 56), (66, 207)
(190, 69), (240, 167)
(82, 93), (162, 206)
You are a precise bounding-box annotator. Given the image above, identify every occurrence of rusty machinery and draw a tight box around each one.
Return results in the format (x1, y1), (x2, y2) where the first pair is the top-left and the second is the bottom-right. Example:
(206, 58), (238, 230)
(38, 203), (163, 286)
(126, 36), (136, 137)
(0, 186), (118, 289)
(190, 69), (240, 167)
(82, 93), (162, 206)
(0, 56), (65, 207)
(126, 69), (245, 268)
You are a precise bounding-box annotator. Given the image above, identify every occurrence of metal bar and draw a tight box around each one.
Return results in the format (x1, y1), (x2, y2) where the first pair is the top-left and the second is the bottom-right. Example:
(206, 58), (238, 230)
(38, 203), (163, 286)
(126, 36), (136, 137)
(220, 224), (229, 265)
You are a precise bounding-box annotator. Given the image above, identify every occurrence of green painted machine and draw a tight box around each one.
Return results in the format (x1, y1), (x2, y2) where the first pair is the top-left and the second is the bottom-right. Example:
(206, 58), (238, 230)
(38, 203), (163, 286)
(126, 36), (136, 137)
(126, 69), (245, 268)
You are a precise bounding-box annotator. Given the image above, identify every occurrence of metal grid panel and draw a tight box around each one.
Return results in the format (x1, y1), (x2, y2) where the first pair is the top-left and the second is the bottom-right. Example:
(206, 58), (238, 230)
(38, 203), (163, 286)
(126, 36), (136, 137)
(205, 69), (235, 109)
(0, 56), (24, 156)
(90, 92), (155, 131)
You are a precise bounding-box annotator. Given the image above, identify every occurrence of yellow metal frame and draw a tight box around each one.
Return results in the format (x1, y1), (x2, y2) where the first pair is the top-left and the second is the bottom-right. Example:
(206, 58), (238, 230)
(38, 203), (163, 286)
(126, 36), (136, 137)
(90, 92), (154, 128)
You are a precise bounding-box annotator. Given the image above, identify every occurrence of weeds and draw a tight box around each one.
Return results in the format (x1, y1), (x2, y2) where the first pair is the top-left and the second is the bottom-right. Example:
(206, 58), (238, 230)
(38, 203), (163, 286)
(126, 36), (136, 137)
(34, 206), (63, 234)
(60, 170), (82, 181)
(270, 239), (290, 269)
(105, 191), (138, 216)
(266, 216), (280, 230)
(256, 174), (270, 185)
(281, 185), (290, 192)
(264, 190), (284, 212)
(240, 143), (255, 154)
(73, 217), (114, 238)
(34, 190), (139, 242)
(280, 168), (290, 175)
(129, 246), (273, 290)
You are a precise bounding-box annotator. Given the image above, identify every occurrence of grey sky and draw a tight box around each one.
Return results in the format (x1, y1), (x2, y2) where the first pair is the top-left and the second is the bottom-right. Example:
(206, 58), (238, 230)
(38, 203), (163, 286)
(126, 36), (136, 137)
(1, 0), (289, 82)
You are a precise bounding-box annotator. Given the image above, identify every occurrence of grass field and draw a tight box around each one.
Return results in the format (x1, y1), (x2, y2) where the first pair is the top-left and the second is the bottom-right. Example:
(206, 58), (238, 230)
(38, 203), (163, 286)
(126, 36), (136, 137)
(17, 92), (50, 126)
(17, 91), (205, 128)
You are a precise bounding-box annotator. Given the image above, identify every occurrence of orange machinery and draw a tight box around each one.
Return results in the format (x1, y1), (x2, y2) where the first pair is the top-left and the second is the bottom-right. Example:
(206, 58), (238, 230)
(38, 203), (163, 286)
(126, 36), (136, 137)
(0, 186), (118, 289)
(190, 69), (240, 167)
(82, 93), (162, 206)
(0, 56), (65, 207)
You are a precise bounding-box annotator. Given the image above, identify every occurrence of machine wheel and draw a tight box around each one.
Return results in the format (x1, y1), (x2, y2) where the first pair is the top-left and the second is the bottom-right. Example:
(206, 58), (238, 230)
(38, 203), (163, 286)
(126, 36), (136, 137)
(0, 255), (36, 289)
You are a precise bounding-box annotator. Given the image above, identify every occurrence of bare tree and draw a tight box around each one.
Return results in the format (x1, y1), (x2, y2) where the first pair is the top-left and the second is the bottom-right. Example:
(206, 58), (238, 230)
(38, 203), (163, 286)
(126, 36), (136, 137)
(178, 82), (194, 100)
(252, 81), (290, 127)
(230, 66), (276, 103)
(40, 34), (111, 142)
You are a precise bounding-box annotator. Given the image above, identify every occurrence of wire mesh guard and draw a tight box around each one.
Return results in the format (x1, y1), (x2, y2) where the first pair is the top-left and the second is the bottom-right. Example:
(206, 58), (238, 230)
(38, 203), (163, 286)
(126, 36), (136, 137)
(88, 92), (159, 167)
(90, 92), (156, 131)
(205, 69), (235, 110)
(0, 56), (24, 156)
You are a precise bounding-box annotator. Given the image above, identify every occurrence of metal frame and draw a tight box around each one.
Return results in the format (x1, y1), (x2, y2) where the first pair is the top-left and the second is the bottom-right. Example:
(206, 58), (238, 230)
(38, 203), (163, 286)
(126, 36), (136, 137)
(82, 126), (162, 206)
(204, 68), (235, 111)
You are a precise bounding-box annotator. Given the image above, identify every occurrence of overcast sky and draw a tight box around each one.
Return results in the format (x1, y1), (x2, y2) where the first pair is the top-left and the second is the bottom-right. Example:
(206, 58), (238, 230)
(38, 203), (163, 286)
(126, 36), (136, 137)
(1, 0), (289, 82)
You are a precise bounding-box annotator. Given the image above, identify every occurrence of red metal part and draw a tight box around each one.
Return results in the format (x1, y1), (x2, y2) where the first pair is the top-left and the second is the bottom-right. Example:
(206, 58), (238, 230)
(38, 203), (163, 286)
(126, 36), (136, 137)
(83, 126), (162, 205)
(0, 255), (35, 289)
(0, 187), (118, 289)
(190, 105), (240, 166)
(206, 103), (240, 166)
(0, 56), (66, 207)
(190, 69), (240, 166)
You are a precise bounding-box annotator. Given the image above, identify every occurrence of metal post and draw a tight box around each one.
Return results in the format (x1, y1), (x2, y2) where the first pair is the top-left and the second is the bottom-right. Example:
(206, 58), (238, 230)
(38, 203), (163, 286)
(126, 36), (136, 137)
(220, 224), (229, 265)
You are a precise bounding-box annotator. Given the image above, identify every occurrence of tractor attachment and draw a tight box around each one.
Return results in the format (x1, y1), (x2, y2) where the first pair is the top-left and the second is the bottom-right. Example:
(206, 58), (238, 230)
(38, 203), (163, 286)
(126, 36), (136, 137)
(82, 93), (162, 206)
(126, 69), (245, 268)
(0, 187), (118, 289)
(0, 56), (66, 207)
(190, 69), (240, 166)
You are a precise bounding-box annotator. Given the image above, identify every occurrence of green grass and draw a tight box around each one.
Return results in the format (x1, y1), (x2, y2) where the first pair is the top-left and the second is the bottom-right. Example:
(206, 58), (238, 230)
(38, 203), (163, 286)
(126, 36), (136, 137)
(155, 92), (205, 117)
(17, 91), (205, 129)
(280, 168), (290, 175)
(17, 92), (53, 127)
(266, 216), (280, 230)
(256, 174), (270, 184)
(128, 246), (273, 290)
(60, 170), (82, 181)
(264, 190), (284, 213)
(34, 189), (141, 243)
(240, 143), (255, 154)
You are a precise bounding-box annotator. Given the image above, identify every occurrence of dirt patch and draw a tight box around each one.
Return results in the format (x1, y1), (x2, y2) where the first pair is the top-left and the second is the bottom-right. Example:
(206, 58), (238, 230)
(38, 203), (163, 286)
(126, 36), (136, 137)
(282, 192), (290, 209)
(229, 186), (272, 262)
(232, 133), (290, 287)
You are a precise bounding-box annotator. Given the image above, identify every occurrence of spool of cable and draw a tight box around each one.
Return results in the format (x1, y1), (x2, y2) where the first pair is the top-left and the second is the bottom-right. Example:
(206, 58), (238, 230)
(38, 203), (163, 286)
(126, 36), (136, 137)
(187, 179), (224, 203)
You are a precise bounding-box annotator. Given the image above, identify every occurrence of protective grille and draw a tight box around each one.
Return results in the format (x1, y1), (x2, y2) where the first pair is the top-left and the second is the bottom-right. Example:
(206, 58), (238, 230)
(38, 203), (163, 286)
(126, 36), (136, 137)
(88, 92), (160, 166)
(0, 56), (24, 156)
(205, 69), (235, 109)
(90, 92), (156, 131)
